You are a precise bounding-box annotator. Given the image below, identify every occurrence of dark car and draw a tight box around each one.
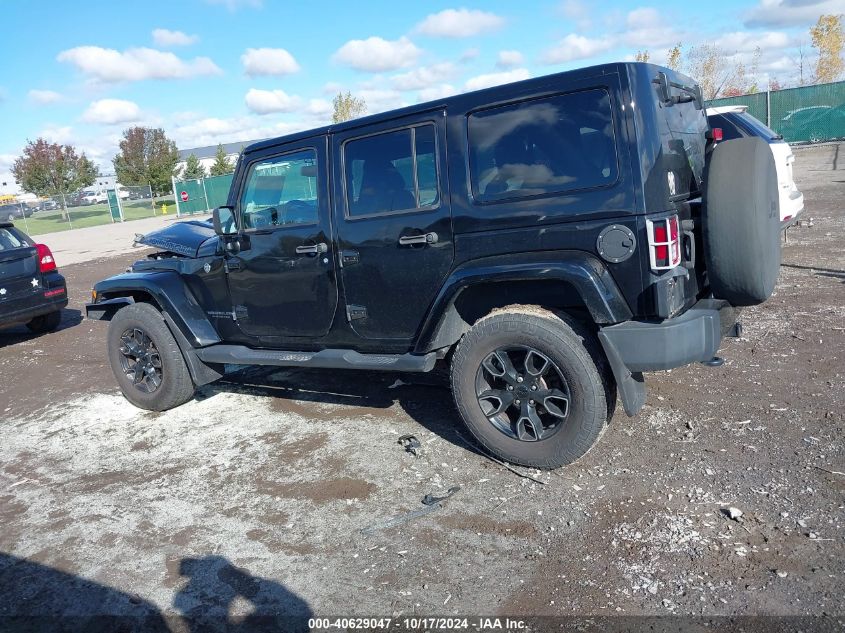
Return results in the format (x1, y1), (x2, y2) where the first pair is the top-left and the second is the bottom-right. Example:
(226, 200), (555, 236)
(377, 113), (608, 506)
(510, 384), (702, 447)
(0, 202), (34, 222)
(86, 63), (781, 468)
(0, 222), (68, 333)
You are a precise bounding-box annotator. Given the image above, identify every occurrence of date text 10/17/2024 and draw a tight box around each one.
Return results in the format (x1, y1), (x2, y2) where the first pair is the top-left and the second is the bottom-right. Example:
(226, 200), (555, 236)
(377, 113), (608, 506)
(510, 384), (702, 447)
(308, 617), (528, 631)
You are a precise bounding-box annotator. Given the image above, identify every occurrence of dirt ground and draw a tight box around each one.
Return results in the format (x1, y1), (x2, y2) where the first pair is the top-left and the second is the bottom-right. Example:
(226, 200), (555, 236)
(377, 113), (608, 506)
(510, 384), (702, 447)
(0, 144), (842, 631)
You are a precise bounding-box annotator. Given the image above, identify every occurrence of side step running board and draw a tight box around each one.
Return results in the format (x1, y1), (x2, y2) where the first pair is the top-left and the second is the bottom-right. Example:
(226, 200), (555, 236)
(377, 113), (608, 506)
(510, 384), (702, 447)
(195, 345), (437, 373)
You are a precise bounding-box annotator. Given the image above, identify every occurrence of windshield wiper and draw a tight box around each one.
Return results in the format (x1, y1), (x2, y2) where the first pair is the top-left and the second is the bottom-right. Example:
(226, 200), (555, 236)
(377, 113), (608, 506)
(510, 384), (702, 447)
(653, 71), (703, 110)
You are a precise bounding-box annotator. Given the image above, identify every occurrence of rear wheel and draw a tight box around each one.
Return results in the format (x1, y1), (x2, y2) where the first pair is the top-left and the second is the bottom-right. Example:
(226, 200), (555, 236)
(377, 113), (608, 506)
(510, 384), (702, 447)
(26, 310), (62, 333)
(450, 306), (613, 469)
(107, 302), (195, 411)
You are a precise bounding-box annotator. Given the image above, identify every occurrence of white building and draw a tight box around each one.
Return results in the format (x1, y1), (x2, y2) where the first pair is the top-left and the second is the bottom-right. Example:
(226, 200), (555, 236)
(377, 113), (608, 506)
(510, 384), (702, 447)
(175, 140), (262, 179)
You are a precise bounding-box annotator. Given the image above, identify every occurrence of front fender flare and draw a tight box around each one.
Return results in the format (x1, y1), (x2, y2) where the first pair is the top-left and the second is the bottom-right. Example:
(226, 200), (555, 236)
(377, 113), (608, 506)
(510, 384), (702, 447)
(414, 251), (633, 353)
(89, 271), (220, 348)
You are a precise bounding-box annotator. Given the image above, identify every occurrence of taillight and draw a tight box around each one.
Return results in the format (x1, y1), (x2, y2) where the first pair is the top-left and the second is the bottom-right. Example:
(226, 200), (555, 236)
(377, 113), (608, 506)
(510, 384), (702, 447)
(36, 244), (57, 273)
(647, 215), (681, 270)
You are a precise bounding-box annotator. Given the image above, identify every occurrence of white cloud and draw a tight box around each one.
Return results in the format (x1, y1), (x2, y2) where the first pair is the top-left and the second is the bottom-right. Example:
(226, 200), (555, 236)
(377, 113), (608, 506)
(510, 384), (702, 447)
(0, 154), (17, 172)
(357, 88), (406, 114)
(714, 30), (793, 54)
(496, 50), (524, 69)
(244, 88), (302, 114)
(459, 47), (480, 63)
(82, 99), (142, 125)
(152, 29), (198, 47)
(37, 125), (75, 145)
(541, 34), (613, 64)
(322, 81), (344, 95)
(415, 8), (505, 38)
(418, 83), (458, 102)
(306, 98), (332, 117)
(332, 36), (421, 72)
(560, 0), (592, 30)
(241, 47), (301, 76)
(171, 115), (307, 149)
(745, 0), (843, 28)
(28, 89), (63, 105)
(465, 68), (531, 91)
(623, 7), (679, 48)
(391, 62), (456, 91)
(57, 46), (222, 82)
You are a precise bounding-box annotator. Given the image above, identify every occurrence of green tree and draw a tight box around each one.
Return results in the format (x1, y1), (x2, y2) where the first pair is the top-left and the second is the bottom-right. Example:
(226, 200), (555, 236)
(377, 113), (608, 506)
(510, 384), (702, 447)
(810, 14), (844, 83)
(11, 138), (97, 219)
(208, 144), (234, 176)
(113, 126), (179, 195)
(332, 91), (367, 123)
(181, 153), (206, 180)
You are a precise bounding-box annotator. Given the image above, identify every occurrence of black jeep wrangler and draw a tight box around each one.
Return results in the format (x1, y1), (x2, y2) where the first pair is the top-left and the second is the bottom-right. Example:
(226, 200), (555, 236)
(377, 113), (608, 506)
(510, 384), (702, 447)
(87, 63), (781, 468)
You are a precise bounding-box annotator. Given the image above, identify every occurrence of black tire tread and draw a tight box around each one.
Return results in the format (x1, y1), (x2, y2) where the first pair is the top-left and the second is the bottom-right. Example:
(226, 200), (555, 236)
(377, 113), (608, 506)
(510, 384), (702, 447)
(450, 305), (612, 469)
(107, 302), (195, 411)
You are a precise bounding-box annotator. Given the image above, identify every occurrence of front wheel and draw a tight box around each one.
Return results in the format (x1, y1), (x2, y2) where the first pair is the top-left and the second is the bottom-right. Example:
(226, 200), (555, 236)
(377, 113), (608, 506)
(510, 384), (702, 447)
(26, 310), (62, 333)
(107, 302), (195, 411)
(450, 307), (614, 469)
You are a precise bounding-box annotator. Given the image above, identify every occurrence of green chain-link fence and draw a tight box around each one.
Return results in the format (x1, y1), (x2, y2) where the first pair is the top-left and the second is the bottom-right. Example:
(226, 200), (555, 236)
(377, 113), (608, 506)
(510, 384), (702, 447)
(11, 184), (158, 236)
(171, 173), (234, 217)
(708, 80), (845, 143)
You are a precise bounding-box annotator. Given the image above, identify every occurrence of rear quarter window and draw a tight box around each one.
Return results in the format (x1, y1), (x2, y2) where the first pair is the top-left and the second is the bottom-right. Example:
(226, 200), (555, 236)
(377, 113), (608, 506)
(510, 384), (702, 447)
(467, 89), (618, 203)
(0, 228), (28, 251)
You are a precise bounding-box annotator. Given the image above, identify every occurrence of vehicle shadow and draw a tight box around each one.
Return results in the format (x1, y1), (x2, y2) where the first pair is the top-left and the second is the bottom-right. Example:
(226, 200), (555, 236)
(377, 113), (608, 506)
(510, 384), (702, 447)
(204, 364), (486, 459)
(0, 552), (313, 633)
(0, 308), (83, 348)
(174, 555), (313, 632)
(781, 262), (845, 284)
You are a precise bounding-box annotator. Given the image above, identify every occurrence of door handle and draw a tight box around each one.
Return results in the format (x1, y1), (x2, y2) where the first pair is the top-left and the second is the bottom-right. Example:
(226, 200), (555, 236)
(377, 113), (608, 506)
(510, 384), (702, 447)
(295, 242), (328, 255)
(398, 232), (438, 246)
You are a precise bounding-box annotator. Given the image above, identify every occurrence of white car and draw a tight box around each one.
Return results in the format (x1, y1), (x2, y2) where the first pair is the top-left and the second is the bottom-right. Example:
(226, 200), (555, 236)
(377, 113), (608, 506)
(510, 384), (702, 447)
(707, 105), (804, 227)
(80, 191), (107, 205)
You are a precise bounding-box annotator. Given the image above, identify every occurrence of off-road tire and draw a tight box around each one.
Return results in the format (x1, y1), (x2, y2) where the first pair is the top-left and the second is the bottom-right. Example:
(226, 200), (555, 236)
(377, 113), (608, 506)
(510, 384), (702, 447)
(450, 306), (613, 469)
(107, 302), (195, 411)
(26, 310), (62, 333)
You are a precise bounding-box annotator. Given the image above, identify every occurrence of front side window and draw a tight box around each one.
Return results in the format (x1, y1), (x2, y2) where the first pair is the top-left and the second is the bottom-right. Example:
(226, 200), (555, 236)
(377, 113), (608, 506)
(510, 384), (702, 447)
(344, 124), (439, 217)
(468, 89), (618, 203)
(240, 149), (318, 230)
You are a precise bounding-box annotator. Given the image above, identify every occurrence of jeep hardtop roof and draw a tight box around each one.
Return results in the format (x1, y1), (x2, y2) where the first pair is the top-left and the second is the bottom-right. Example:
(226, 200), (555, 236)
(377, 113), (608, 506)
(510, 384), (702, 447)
(243, 62), (696, 156)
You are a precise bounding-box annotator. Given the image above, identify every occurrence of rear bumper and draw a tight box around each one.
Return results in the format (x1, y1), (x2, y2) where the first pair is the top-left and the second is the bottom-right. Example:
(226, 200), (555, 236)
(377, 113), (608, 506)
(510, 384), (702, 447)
(0, 273), (68, 327)
(599, 299), (740, 373)
(780, 188), (804, 227)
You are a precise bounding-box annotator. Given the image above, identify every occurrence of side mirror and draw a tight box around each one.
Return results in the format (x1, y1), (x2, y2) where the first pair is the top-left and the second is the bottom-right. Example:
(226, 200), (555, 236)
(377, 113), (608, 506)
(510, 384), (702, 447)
(212, 206), (237, 236)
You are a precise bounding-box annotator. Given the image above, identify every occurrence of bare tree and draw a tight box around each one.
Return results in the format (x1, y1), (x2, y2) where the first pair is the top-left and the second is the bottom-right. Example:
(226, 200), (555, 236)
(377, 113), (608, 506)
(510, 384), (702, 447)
(687, 44), (758, 100)
(810, 14), (844, 83)
(666, 43), (683, 71)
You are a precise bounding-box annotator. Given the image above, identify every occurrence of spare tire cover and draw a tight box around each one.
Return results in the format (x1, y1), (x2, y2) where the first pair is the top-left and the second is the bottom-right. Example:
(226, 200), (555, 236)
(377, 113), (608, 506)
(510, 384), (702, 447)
(702, 137), (781, 306)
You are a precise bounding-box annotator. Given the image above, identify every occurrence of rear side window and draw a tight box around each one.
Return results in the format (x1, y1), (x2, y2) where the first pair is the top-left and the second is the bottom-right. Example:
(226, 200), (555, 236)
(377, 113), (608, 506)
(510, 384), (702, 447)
(239, 149), (318, 230)
(344, 124), (440, 218)
(0, 228), (26, 251)
(709, 114), (745, 141)
(468, 89), (617, 203)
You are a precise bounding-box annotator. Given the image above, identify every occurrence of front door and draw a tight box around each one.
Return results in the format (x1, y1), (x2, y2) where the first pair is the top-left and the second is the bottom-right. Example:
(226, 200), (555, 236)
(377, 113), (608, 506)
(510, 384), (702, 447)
(225, 138), (337, 340)
(332, 114), (453, 342)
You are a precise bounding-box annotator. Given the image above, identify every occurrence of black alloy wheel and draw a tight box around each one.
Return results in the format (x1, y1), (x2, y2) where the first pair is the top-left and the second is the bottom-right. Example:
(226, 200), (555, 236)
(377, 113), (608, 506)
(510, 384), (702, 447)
(475, 346), (571, 442)
(118, 327), (163, 393)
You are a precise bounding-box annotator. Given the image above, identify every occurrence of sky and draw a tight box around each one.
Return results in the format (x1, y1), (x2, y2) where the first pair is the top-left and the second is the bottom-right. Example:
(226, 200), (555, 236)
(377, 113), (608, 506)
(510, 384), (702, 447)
(0, 0), (839, 191)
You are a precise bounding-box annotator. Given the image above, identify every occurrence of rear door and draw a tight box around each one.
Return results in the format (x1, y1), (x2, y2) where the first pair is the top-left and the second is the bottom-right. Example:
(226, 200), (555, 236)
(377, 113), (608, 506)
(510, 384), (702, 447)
(0, 227), (40, 307)
(331, 113), (453, 342)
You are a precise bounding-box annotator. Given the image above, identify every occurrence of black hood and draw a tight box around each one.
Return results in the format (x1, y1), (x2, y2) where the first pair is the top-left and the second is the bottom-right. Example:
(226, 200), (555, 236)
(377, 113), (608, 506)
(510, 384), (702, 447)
(135, 219), (218, 258)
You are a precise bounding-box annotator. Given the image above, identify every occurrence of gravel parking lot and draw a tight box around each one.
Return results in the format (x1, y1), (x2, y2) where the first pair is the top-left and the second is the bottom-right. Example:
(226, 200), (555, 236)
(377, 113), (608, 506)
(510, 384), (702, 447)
(1, 144), (842, 630)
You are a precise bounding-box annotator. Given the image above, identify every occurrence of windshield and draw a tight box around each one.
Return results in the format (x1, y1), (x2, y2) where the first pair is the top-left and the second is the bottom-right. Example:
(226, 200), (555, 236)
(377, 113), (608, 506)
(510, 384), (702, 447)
(736, 111), (782, 140)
